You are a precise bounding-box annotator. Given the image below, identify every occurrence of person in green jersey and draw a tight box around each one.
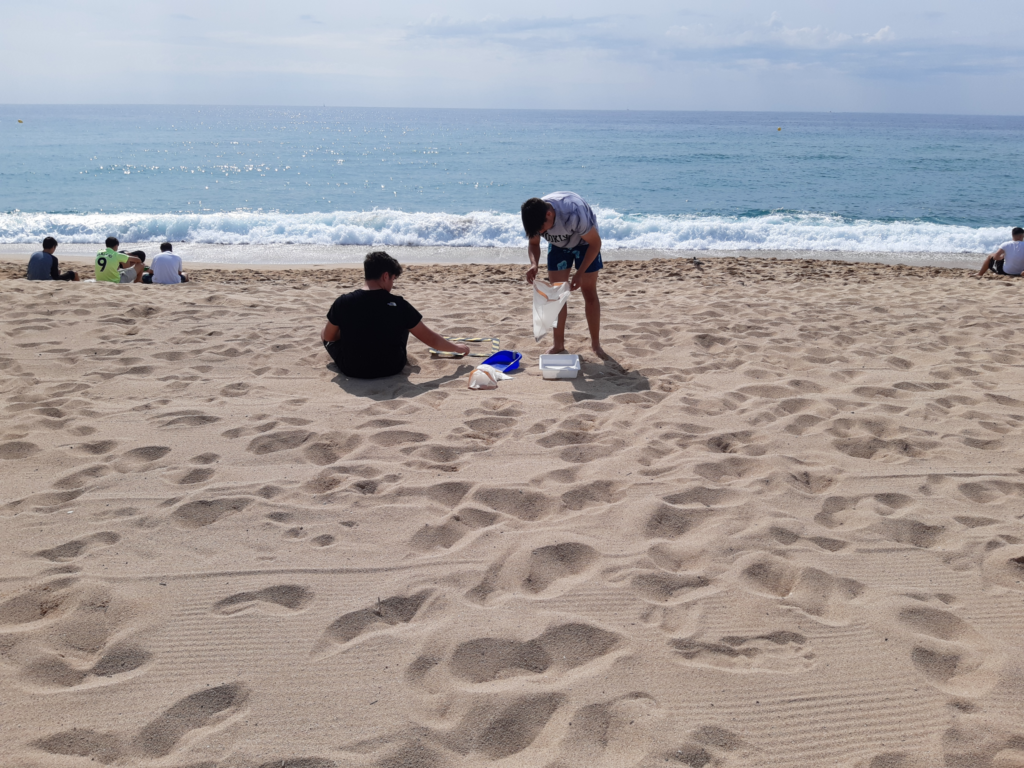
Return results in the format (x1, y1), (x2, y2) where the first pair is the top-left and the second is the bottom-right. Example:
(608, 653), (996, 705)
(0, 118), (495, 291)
(95, 237), (143, 283)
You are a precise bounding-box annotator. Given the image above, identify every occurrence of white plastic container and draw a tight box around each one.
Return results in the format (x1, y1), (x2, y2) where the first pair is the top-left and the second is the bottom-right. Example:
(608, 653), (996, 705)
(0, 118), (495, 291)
(539, 354), (581, 379)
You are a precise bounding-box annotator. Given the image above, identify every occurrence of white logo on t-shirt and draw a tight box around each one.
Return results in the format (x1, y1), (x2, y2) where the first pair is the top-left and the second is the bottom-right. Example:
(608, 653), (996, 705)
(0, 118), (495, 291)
(387, 302), (397, 306)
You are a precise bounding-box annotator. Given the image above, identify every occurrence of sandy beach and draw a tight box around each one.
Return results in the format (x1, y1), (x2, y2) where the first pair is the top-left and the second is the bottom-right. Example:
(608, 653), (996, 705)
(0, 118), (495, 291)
(2, 253), (1023, 768)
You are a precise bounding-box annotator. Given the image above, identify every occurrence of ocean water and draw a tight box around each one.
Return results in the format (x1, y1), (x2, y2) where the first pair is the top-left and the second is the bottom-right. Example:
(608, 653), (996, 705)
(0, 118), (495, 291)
(2, 105), (1023, 264)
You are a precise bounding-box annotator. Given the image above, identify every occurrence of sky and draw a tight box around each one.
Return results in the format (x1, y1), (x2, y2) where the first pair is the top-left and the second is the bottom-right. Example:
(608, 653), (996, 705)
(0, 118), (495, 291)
(3, 0), (1023, 114)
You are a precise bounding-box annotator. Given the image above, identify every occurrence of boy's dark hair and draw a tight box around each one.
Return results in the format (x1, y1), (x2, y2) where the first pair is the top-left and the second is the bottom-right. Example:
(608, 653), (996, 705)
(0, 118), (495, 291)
(160, 242), (173, 252)
(364, 251), (402, 281)
(1013, 227), (1024, 237)
(42, 236), (58, 250)
(129, 250), (146, 263)
(105, 236), (119, 249)
(521, 198), (550, 238)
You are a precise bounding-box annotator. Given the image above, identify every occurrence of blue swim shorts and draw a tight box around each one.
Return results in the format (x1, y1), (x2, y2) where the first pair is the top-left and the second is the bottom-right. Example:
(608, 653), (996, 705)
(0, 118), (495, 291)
(547, 242), (603, 274)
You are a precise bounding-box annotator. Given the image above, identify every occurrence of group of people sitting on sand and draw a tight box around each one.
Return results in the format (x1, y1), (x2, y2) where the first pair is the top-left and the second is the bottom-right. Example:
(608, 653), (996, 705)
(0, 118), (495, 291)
(27, 236), (188, 284)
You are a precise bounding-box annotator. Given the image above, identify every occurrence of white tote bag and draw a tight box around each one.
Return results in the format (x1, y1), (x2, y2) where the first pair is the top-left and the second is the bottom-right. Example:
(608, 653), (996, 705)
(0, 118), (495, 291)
(532, 280), (570, 342)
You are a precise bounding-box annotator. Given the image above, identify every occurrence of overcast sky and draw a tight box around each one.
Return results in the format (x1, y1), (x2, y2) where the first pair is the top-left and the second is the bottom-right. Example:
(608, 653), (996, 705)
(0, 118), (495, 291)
(4, 0), (1023, 114)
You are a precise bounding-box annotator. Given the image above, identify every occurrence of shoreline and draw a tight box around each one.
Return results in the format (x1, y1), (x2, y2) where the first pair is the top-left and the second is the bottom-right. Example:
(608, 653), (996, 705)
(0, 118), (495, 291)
(0, 244), (985, 273)
(0, 253), (999, 286)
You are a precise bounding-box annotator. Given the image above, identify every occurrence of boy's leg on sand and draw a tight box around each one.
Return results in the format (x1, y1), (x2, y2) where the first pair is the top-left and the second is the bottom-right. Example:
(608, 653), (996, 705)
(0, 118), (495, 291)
(547, 267), (571, 354)
(577, 269), (607, 359)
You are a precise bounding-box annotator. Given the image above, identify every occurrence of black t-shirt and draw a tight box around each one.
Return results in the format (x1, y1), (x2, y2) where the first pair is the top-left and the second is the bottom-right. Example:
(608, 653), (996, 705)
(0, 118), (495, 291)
(325, 289), (423, 378)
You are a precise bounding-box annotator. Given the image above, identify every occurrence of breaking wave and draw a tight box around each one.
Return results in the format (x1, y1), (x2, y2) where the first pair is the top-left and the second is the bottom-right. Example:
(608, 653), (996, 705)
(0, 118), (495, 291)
(0, 208), (1005, 253)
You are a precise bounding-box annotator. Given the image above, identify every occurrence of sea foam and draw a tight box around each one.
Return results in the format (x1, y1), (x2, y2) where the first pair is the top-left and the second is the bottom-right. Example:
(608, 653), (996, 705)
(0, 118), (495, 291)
(0, 209), (1005, 253)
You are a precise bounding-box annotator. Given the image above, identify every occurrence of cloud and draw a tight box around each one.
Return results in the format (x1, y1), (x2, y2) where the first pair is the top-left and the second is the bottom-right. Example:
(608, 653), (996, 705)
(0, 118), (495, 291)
(405, 14), (625, 50)
(299, 14), (324, 25)
(666, 15), (897, 51)
(865, 26), (894, 43)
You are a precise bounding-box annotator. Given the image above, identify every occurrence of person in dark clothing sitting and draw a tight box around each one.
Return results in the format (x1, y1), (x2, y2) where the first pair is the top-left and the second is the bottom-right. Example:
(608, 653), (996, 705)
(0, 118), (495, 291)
(27, 237), (79, 281)
(321, 251), (469, 379)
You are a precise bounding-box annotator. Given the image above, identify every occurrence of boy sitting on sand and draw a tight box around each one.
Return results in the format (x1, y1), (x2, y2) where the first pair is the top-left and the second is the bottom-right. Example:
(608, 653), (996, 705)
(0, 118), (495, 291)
(95, 237), (143, 283)
(27, 237), (79, 281)
(977, 227), (1024, 277)
(148, 242), (189, 284)
(320, 251), (470, 379)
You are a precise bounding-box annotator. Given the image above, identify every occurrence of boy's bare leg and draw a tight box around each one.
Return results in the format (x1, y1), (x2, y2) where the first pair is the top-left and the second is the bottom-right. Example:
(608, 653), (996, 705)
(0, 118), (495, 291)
(548, 268), (570, 354)
(578, 270), (607, 359)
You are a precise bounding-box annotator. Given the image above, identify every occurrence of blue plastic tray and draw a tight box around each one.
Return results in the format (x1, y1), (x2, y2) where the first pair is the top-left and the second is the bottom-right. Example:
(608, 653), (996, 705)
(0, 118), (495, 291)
(481, 350), (522, 372)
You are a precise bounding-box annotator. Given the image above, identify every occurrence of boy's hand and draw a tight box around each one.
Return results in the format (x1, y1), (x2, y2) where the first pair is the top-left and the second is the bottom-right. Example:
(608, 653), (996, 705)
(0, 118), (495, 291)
(453, 344), (470, 355)
(570, 271), (582, 291)
(525, 265), (538, 284)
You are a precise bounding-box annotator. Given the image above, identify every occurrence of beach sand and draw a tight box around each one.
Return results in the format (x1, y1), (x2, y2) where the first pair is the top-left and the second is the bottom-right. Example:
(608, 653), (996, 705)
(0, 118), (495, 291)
(1, 255), (1023, 768)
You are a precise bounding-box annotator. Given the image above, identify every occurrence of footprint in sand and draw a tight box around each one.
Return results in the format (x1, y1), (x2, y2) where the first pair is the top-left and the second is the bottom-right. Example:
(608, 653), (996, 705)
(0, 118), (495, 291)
(407, 622), (620, 690)
(0, 577), (79, 626)
(173, 466), (216, 484)
(22, 642), (152, 689)
(4, 580), (152, 691)
(670, 630), (813, 673)
(116, 445), (172, 467)
(154, 410), (220, 428)
(466, 540), (600, 603)
(315, 591), (432, 653)
(870, 516), (946, 548)
(35, 532), (120, 562)
(247, 429), (315, 455)
(50, 464), (111, 490)
(132, 683), (249, 757)
(410, 508), (498, 552)
(643, 500), (718, 541)
(941, 720), (1024, 768)
(560, 479), (625, 511)
(471, 486), (556, 521)
(302, 432), (362, 465)
(213, 585), (313, 615)
(170, 496), (252, 528)
(981, 546), (1024, 591)
(958, 479), (1024, 506)
(872, 595), (1001, 697)
(71, 439), (119, 456)
(554, 693), (665, 768)
(628, 570), (712, 604)
(363, 693), (566, 764)
(32, 729), (125, 765)
(0, 440), (42, 460)
(660, 724), (758, 768)
(737, 554), (864, 625)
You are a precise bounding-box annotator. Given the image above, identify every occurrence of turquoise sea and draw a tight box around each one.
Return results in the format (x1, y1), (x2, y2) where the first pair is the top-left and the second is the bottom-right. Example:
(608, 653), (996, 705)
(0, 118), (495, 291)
(2, 106), (1022, 264)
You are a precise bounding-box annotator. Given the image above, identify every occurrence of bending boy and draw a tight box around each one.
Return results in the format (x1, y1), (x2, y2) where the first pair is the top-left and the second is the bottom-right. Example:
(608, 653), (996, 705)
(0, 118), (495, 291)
(521, 192), (606, 358)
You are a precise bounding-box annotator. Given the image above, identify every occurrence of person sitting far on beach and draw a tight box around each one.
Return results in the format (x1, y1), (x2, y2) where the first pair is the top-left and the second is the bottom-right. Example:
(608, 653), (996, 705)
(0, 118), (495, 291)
(27, 237), (79, 282)
(977, 227), (1024, 277)
(148, 242), (189, 284)
(320, 251), (470, 379)
(95, 237), (143, 283)
(521, 191), (607, 359)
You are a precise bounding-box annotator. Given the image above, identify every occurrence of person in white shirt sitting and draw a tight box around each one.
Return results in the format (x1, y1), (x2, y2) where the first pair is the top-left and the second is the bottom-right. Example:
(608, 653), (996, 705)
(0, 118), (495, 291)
(149, 242), (189, 284)
(978, 227), (1024, 277)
